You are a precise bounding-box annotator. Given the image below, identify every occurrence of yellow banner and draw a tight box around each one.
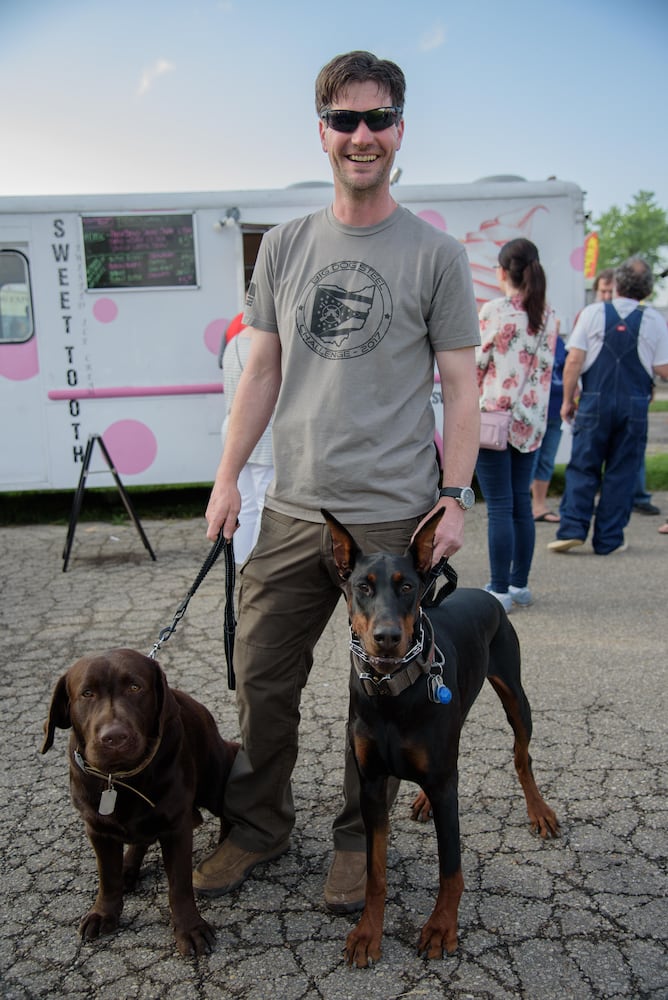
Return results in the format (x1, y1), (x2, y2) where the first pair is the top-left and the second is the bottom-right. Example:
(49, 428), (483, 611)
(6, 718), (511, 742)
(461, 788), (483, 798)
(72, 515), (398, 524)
(584, 232), (599, 279)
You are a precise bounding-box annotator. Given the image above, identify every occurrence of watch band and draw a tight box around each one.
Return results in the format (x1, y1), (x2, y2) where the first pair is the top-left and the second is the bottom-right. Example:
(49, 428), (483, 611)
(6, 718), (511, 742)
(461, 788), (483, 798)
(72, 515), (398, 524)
(439, 488), (465, 499)
(438, 486), (475, 510)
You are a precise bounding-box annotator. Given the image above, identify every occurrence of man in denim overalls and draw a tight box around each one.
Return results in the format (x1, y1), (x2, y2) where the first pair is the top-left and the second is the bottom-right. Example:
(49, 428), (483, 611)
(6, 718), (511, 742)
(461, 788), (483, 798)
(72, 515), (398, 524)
(548, 257), (668, 555)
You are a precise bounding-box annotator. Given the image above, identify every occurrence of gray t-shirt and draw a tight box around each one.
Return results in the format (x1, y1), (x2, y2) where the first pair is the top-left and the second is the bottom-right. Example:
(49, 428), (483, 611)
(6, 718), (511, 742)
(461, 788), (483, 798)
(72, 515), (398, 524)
(243, 204), (479, 523)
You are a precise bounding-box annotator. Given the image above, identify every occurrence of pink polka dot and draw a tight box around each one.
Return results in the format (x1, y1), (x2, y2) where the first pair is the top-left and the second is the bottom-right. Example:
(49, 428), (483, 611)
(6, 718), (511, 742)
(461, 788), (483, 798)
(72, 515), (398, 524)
(204, 318), (230, 355)
(570, 246), (585, 271)
(102, 420), (157, 475)
(0, 338), (39, 380)
(93, 298), (118, 323)
(417, 209), (447, 231)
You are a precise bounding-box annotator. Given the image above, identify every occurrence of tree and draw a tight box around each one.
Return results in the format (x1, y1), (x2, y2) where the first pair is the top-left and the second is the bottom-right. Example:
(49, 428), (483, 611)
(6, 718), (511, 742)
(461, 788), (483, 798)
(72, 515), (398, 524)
(594, 191), (668, 277)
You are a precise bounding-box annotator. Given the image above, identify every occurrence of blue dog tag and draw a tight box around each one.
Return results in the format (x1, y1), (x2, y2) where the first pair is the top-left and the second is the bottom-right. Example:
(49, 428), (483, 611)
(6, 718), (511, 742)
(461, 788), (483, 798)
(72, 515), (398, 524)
(428, 673), (452, 705)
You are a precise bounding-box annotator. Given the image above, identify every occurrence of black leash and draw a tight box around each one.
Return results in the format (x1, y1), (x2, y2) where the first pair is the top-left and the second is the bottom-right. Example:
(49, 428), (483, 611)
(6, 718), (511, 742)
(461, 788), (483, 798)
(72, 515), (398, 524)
(421, 557), (458, 608)
(148, 529), (237, 690)
(222, 536), (237, 690)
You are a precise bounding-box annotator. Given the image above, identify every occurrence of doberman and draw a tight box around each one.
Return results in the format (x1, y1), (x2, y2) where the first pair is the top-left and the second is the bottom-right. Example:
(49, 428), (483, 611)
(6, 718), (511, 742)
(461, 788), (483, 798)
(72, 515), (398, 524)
(322, 508), (559, 968)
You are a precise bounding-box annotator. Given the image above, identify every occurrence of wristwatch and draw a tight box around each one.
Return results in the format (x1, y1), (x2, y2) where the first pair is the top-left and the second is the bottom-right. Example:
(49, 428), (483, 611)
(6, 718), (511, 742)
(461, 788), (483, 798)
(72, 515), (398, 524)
(439, 486), (476, 511)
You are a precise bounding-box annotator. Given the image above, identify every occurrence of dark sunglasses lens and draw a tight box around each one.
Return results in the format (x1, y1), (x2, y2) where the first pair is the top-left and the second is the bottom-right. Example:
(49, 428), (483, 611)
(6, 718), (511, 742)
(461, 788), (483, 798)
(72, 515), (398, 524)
(365, 109), (397, 131)
(326, 111), (360, 133)
(324, 108), (399, 133)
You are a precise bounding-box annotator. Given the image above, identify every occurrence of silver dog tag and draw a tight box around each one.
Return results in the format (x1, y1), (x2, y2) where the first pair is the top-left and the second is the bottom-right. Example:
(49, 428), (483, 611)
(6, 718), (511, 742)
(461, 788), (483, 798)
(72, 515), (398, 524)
(99, 787), (117, 815)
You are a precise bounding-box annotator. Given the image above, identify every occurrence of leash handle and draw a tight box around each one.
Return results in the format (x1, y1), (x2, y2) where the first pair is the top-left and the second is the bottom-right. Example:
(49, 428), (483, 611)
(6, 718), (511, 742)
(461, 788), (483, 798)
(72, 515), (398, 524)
(422, 557), (458, 608)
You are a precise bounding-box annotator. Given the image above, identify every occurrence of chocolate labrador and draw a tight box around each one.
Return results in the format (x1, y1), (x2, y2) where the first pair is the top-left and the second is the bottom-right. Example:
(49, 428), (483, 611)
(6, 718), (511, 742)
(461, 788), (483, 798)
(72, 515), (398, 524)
(41, 648), (239, 956)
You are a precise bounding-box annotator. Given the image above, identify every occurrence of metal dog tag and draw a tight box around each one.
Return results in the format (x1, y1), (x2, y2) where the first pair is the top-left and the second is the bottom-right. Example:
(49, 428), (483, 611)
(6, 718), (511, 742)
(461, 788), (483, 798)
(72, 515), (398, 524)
(99, 787), (117, 815)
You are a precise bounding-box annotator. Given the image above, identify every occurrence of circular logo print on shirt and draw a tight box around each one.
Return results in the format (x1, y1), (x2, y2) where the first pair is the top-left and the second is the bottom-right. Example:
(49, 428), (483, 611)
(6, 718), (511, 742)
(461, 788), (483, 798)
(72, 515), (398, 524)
(296, 261), (392, 359)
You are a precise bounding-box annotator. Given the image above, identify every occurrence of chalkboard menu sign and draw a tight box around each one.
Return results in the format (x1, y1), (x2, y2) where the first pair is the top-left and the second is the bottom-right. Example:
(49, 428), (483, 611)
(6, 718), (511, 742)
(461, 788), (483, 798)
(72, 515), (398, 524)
(82, 213), (198, 289)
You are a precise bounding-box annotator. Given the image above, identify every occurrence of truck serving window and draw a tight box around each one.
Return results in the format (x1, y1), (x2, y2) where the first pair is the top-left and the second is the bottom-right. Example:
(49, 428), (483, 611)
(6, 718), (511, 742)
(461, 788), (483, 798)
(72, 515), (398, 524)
(0, 250), (33, 343)
(81, 213), (198, 290)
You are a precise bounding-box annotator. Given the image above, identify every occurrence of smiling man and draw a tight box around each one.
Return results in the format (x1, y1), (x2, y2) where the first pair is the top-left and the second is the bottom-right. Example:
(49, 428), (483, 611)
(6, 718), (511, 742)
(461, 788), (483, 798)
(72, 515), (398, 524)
(195, 50), (481, 913)
(319, 85), (404, 203)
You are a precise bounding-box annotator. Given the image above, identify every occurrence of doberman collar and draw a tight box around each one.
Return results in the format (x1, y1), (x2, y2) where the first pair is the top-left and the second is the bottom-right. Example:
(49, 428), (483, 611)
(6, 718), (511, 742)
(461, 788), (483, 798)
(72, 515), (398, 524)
(73, 743), (159, 813)
(350, 612), (447, 699)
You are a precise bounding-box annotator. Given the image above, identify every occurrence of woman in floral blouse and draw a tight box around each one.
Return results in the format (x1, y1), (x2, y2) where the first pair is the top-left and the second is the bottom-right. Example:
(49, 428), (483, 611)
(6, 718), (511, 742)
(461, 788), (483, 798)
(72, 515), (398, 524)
(475, 237), (558, 611)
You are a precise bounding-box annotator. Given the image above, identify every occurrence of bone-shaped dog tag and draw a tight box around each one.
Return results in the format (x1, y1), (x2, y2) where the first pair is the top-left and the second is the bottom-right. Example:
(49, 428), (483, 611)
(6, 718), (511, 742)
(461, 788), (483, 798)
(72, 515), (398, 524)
(99, 787), (117, 815)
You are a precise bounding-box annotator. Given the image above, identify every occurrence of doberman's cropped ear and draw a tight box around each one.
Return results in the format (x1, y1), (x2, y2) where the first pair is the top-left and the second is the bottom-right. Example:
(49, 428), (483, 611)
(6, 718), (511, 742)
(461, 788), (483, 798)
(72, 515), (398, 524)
(41, 673), (72, 753)
(321, 508), (362, 581)
(407, 508), (445, 577)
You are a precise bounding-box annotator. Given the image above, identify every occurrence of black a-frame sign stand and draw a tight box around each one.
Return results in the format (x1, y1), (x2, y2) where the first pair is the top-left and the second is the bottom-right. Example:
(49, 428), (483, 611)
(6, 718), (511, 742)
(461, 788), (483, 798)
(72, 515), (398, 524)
(62, 434), (157, 572)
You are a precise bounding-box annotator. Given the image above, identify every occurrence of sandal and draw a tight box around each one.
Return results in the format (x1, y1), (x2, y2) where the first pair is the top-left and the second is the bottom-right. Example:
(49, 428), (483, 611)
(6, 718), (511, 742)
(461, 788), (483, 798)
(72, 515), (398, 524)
(659, 521), (668, 535)
(534, 511), (560, 523)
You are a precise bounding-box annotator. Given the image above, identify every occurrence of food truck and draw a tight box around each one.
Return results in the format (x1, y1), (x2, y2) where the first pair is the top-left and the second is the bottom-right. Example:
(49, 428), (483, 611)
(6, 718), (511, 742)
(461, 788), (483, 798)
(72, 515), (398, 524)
(0, 177), (585, 491)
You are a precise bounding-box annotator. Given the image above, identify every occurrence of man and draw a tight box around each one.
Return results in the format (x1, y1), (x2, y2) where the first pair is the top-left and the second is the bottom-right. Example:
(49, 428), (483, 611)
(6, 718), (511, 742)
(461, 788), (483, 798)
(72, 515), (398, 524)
(193, 51), (481, 913)
(588, 267), (662, 518)
(591, 269), (660, 515)
(549, 257), (668, 555)
(592, 268), (614, 303)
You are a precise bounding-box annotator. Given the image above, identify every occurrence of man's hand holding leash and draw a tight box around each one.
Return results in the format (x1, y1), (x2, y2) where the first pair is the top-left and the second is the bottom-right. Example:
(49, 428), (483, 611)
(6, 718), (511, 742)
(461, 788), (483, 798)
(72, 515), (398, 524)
(205, 479), (241, 544)
(420, 501), (465, 563)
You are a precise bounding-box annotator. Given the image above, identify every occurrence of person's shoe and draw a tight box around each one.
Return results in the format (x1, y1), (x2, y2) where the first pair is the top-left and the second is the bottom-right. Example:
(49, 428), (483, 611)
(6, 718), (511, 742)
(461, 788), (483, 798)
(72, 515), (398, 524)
(324, 850), (367, 914)
(633, 502), (660, 515)
(509, 585), (533, 606)
(547, 538), (584, 553)
(483, 584), (513, 613)
(193, 838), (289, 897)
(595, 542), (628, 556)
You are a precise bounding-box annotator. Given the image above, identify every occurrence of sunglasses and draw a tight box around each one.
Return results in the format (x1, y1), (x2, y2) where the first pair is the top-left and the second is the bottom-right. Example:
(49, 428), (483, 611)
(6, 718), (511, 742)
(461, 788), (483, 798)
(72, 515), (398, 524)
(319, 106), (403, 134)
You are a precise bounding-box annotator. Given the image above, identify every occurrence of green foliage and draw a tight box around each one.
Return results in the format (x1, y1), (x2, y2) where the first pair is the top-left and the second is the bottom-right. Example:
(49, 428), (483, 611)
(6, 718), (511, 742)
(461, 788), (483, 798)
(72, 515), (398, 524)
(594, 191), (668, 275)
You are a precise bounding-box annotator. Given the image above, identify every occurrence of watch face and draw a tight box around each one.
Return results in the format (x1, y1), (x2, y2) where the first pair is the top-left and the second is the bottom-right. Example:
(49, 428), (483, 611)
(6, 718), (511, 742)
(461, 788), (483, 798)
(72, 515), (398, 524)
(441, 487), (475, 509)
(460, 487), (475, 509)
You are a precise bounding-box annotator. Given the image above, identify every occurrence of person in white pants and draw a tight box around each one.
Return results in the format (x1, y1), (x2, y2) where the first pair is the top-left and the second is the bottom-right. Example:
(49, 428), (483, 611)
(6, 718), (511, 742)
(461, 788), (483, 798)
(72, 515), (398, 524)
(221, 317), (274, 563)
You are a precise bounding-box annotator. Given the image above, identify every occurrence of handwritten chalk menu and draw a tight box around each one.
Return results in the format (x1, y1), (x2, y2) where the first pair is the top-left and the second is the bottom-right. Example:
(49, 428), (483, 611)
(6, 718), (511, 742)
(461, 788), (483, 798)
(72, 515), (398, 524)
(82, 214), (197, 289)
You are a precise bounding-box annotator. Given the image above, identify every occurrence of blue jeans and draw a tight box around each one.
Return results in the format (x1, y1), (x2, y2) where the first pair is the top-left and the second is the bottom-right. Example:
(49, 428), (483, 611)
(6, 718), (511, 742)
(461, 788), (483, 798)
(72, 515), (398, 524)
(531, 418), (562, 482)
(476, 446), (536, 592)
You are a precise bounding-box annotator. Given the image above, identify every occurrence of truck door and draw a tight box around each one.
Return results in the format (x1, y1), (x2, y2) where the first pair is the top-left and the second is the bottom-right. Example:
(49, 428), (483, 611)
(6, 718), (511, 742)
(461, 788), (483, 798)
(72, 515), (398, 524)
(0, 247), (48, 489)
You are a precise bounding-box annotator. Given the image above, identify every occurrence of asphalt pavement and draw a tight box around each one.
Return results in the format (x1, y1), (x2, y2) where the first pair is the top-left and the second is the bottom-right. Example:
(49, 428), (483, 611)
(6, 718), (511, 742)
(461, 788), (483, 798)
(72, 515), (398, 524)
(1, 485), (666, 999)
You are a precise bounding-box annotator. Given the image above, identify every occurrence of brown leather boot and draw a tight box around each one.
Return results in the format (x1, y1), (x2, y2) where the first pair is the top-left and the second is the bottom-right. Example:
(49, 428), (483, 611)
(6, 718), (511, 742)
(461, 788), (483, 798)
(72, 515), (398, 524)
(323, 850), (366, 914)
(193, 838), (289, 897)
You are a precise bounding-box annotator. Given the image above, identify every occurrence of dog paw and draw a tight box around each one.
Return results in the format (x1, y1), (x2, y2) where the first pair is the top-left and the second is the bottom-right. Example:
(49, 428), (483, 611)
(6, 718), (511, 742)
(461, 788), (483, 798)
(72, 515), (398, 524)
(174, 919), (216, 957)
(79, 909), (120, 940)
(344, 929), (382, 968)
(528, 800), (560, 839)
(417, 921), (458, 960)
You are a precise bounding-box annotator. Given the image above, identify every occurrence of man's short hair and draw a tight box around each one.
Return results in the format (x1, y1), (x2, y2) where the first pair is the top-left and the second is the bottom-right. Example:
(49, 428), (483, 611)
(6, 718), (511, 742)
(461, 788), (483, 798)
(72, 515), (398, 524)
(614, 256), (654, 301)
(315, 50), (405, 114)
(593, 268), (614, 291)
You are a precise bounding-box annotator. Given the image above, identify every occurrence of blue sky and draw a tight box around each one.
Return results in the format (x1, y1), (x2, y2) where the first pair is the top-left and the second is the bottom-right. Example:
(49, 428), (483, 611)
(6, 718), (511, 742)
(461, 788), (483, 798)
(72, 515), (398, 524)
(1, 0), (667, 222)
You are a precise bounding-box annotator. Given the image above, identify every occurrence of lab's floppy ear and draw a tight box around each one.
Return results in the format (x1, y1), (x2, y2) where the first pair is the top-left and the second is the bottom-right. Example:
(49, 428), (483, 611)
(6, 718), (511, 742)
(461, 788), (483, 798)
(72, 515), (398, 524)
(146, 653), (177, 739)
(41, 673), (72, 753)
